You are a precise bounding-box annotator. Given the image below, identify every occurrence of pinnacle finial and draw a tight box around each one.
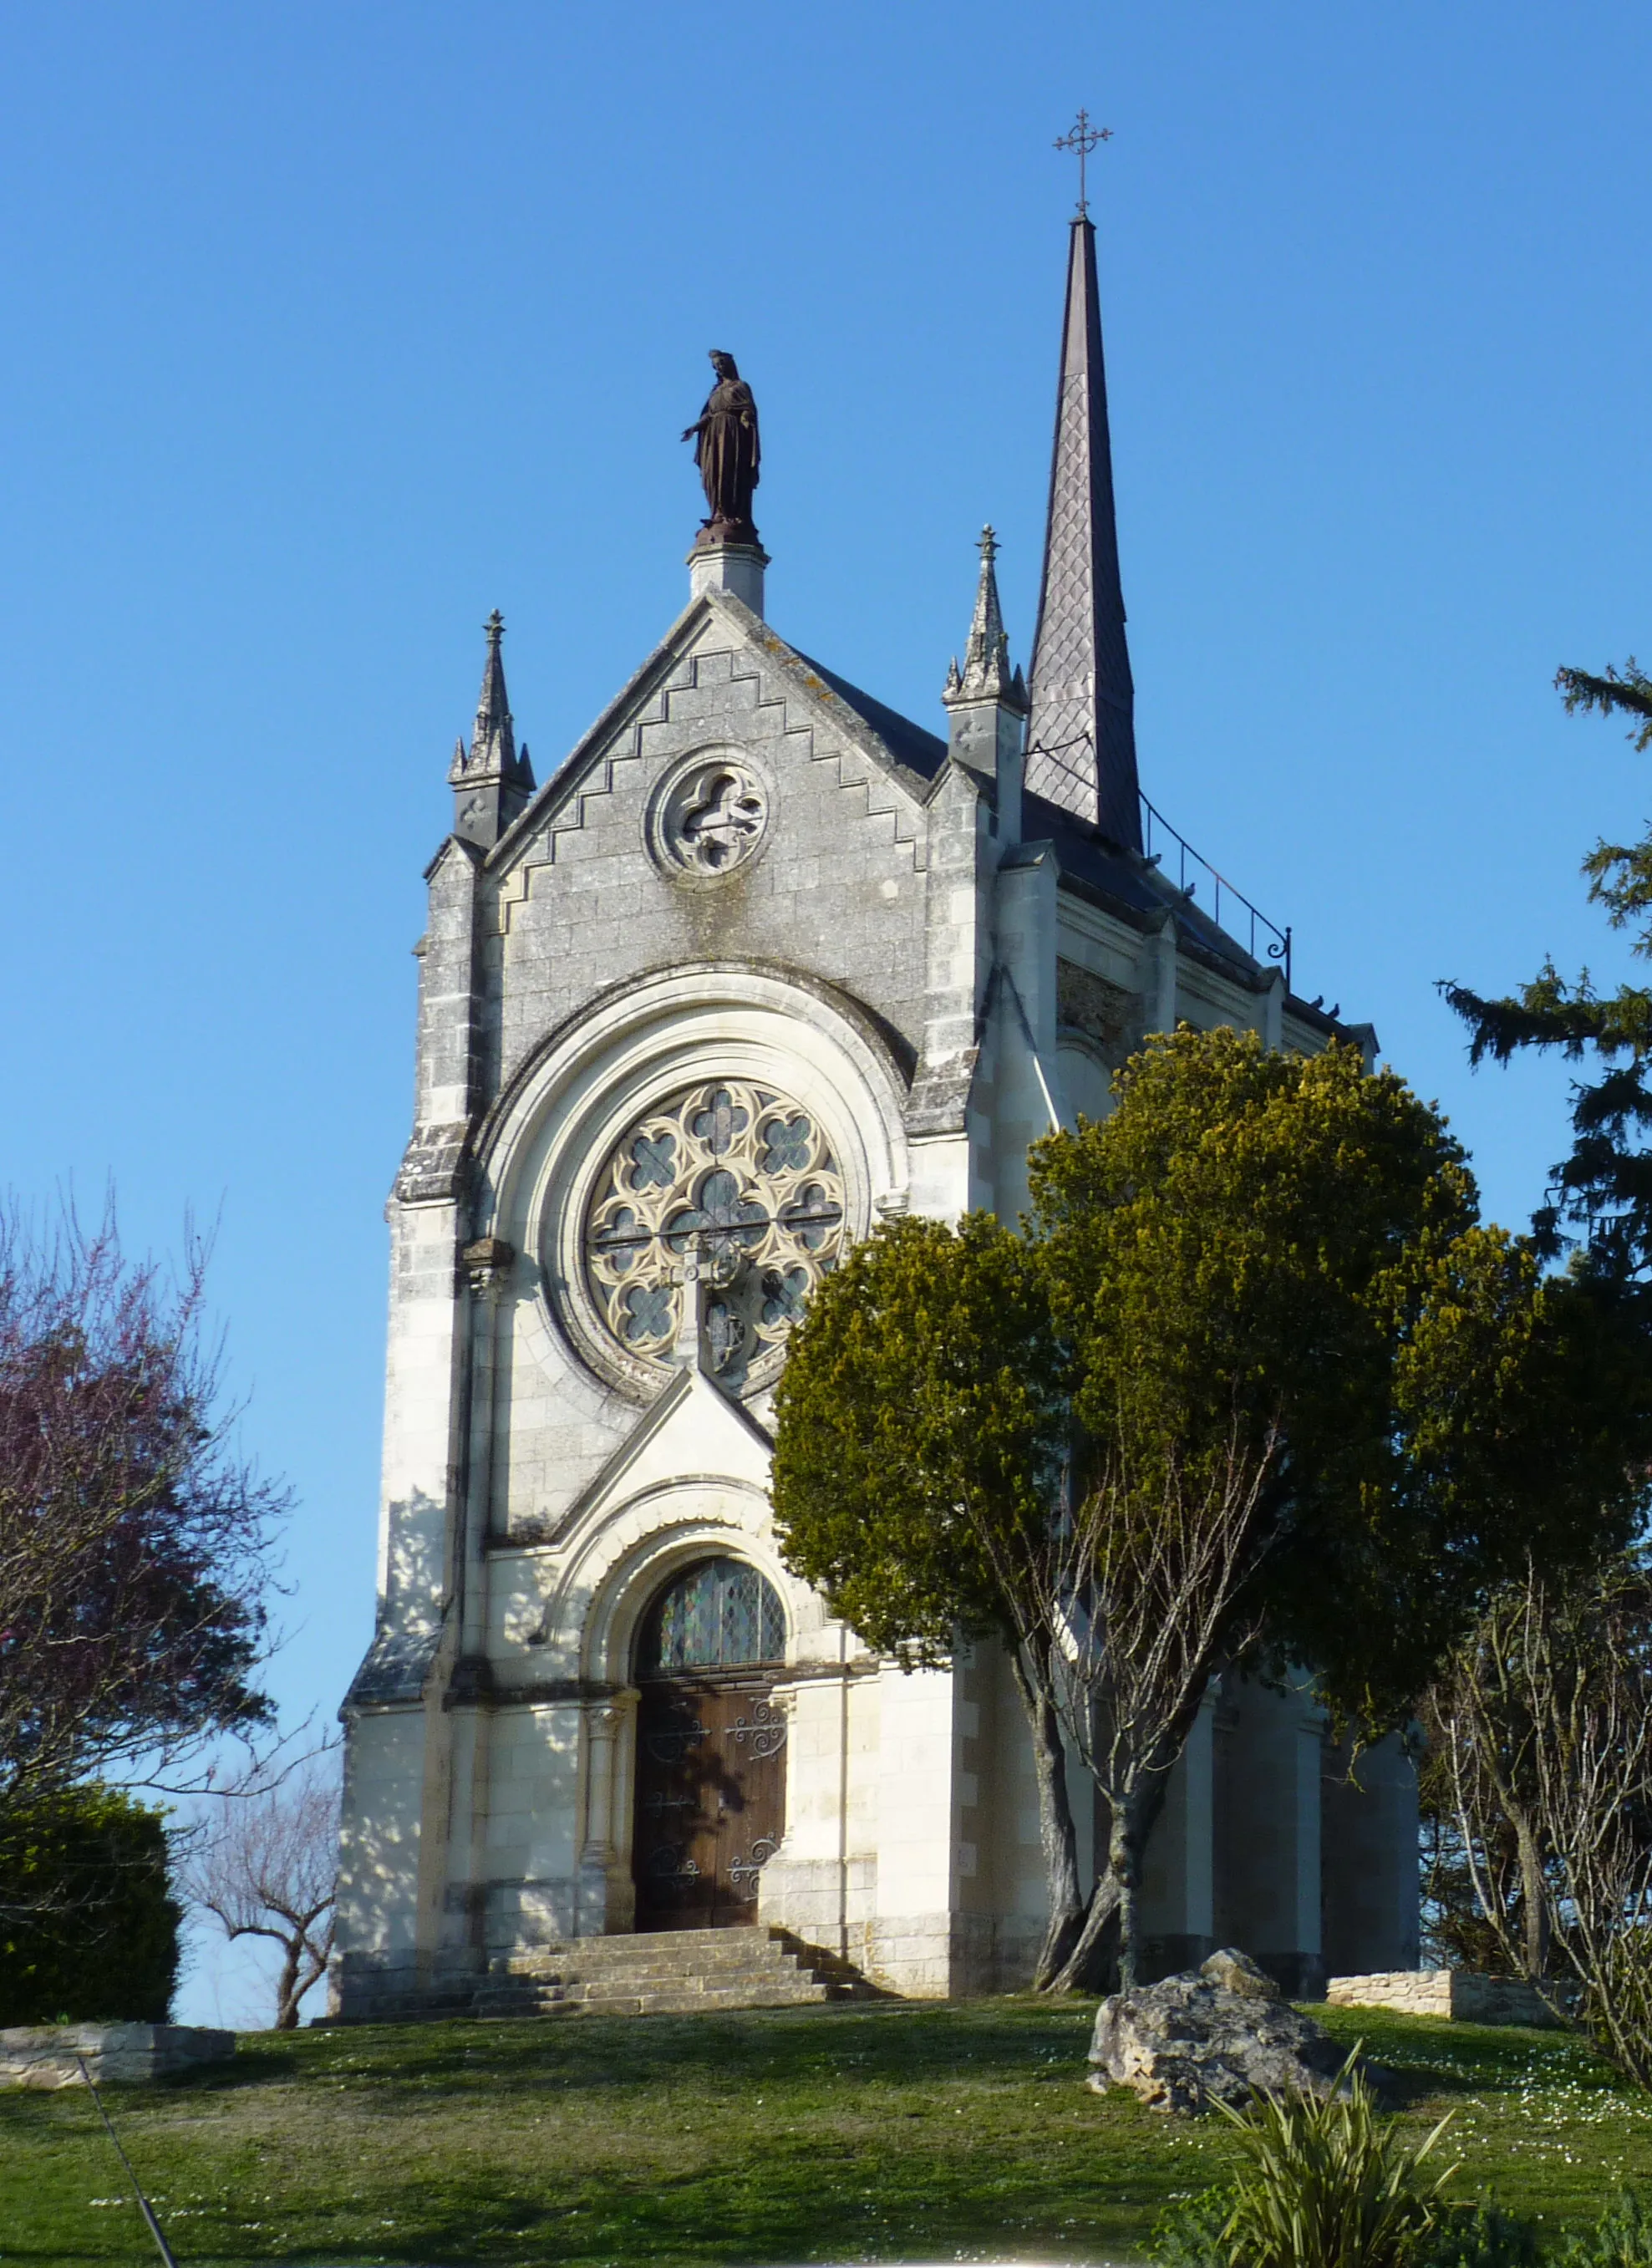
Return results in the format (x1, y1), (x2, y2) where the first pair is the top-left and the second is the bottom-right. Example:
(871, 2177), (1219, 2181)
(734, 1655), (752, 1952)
(447, 608), (535, 843)
(449, 607), (525, 790)
(943, 526), (1027, 716)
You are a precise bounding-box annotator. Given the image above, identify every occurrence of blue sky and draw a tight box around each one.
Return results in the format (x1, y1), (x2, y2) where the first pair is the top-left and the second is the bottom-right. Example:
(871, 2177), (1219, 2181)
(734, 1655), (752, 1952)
(2, 3), (1648, 2022)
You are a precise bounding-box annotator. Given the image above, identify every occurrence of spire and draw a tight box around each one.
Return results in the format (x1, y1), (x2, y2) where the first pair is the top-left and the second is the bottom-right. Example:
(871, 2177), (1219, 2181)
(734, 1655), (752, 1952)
(1025, 216), (1141, 851)
(449, 610), (535, 850)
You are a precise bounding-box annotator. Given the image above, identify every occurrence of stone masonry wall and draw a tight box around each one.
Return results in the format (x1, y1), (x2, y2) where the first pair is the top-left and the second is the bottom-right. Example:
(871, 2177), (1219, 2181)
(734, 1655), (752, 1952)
(0, 2023), (236, 2088)
(1326, 1969), (1559, 2027)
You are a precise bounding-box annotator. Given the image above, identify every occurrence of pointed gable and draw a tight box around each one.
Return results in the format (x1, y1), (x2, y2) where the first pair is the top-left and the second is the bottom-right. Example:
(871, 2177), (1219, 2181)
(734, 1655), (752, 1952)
(473, 589), (950, 1107)
(487, 590), (945, 886)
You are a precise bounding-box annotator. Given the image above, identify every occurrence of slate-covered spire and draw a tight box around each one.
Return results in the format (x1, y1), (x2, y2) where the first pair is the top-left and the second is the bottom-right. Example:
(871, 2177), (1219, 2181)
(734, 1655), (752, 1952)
(449, 609), (535, 850)
(1024, 216), (1141, 851)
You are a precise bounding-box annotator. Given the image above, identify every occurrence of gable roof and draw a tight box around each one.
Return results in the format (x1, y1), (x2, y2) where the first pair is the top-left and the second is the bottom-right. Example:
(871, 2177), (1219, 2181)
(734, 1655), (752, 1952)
(485, 592), (951, 874)
(476, 587), (1337, 1027)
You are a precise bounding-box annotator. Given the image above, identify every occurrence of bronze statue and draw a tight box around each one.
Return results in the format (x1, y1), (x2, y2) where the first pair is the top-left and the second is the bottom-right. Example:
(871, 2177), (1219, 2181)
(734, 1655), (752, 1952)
(682, 350), (760, 540)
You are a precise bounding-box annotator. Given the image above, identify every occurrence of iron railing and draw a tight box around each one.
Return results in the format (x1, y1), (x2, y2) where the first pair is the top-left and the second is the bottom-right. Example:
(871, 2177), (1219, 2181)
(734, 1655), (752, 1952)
(1139, 793), (1292, 995)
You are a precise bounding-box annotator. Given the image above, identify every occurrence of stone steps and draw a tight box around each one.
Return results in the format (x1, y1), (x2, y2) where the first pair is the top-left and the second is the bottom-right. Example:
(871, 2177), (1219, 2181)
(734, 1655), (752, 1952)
(329, 1925), (877, 2026)
(479, 1925), (851, 2020)
(324, 1985), (481, 2026)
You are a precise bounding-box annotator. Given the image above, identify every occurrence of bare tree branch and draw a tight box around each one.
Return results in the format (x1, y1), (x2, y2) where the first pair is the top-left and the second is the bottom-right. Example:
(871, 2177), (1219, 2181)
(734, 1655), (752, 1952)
(1425, 1554), (1652, 2081)
(182, 1750), (340, 2031)
(963, 1415), (1283, 1991)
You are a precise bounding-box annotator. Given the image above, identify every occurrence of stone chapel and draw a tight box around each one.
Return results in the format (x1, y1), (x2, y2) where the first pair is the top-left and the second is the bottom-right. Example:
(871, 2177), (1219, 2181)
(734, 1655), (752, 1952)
(333, 211), (1421, 2021)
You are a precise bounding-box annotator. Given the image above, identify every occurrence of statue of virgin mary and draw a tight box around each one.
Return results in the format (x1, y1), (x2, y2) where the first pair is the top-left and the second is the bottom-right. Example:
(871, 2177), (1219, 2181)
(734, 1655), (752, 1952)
(682, 350), (760, 538)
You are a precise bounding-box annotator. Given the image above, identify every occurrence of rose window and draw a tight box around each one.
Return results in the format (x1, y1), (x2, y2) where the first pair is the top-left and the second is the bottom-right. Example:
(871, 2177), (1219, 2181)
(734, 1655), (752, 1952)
(583, 1081), (846, 1388)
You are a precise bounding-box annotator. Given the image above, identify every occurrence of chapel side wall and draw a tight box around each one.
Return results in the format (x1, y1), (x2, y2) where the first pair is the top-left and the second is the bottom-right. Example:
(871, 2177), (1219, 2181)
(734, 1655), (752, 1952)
(1321, 1732), (1421, 1978)
(963, 1635), (1070, 1991)
(759, 1660), (881, 1969)
(337, 841), (484, 2012)
(333, 1708), (428, 2011)
(866, 1661), (969, 1997)
(1137, 1696), (1217, 1981)
(1213, 1675), (1326, 2000)
(472, 1701), (587, 1953)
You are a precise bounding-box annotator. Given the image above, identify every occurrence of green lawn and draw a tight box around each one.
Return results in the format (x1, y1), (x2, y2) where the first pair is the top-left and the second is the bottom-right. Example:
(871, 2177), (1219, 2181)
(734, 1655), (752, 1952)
(2, 1999), (1649, 2268)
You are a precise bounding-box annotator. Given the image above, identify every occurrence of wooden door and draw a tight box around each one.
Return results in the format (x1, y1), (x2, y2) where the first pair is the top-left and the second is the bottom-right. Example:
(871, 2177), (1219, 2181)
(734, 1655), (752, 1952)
(633, 1676), (787, 1930)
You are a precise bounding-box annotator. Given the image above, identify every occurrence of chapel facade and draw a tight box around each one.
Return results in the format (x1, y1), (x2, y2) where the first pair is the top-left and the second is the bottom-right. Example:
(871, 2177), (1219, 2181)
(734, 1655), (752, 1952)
(333, 214), (1420, 2019)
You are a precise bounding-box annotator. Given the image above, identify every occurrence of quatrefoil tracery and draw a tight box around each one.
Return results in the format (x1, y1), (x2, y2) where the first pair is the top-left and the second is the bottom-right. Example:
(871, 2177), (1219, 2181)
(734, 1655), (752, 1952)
(582, 1080), (846, 1387)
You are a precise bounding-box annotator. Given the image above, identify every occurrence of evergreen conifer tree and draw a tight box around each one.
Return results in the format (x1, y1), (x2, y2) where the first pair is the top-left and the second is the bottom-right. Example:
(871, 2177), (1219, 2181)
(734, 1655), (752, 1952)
(1442, 659), (1652, 1287)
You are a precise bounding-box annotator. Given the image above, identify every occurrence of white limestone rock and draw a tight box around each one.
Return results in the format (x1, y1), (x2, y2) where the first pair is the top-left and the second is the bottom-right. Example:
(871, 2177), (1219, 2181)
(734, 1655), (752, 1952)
(1086, 1949), (1356, 2115)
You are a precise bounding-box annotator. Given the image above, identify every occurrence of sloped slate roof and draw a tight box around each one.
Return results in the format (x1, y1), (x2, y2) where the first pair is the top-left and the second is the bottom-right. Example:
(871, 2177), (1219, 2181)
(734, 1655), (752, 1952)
(790, 653), (950, 783)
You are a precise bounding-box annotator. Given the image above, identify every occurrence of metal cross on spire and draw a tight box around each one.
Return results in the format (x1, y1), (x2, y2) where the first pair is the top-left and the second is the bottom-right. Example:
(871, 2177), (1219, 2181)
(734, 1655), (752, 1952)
(1054, 107), (1112, 217)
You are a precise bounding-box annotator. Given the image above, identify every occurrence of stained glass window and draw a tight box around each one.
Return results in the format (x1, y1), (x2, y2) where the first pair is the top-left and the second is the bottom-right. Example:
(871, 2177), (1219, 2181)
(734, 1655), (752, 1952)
(584, 1079), (846, 1388)
(637, 1556), (787, 1676)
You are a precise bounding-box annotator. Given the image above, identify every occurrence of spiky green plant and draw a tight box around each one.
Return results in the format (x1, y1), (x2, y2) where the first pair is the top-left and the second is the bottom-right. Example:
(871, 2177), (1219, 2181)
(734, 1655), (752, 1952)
(1215, 2054), (1459, 2268)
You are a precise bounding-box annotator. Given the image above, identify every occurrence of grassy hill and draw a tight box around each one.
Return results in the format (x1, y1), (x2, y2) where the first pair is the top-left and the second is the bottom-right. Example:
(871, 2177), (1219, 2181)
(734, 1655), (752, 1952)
(4, 1998), (1651, 2268)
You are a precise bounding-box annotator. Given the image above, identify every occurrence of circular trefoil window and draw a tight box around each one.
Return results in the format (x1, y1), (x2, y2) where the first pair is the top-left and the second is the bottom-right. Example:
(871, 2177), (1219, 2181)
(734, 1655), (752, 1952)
(650, 759), (767, 879)
(583, 1080), (846, 1390)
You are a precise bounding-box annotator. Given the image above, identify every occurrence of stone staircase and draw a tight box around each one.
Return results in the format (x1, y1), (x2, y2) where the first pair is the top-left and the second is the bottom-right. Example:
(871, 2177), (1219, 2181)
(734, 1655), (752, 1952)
(472, 1925), (869, 2020)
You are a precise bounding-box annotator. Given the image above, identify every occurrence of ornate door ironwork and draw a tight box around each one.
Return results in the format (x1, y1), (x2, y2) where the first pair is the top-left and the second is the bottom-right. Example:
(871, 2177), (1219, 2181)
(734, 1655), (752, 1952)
(633, 1677), (786, 1930)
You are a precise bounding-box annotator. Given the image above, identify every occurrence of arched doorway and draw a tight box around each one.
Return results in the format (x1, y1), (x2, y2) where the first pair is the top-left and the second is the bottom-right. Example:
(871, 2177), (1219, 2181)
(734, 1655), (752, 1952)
(632, 1555), (788, 1931)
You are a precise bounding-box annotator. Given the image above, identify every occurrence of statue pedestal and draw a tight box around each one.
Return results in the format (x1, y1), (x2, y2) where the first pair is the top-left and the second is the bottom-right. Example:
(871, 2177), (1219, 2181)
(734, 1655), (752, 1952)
(688, 535), (769, 616)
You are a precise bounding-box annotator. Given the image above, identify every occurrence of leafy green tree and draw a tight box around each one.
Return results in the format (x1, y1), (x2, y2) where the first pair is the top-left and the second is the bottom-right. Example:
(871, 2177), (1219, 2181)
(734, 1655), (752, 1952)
(0, 1783), (180, 2024)
(770, 1213), (1082, 1981)
(1442, 659), (1652, 1288)
(1036, 1030), (1633, 1983)
(775, 1028), (1639, 1991)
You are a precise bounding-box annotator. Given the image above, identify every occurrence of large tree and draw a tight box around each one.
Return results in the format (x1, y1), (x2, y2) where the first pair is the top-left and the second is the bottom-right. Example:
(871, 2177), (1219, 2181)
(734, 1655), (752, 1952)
(0, 1204), (283, 1814)
(770, 1213), (1083, 1981)
(774, 1028), (1639, 1991)
(1442, 657), (1652, 1289)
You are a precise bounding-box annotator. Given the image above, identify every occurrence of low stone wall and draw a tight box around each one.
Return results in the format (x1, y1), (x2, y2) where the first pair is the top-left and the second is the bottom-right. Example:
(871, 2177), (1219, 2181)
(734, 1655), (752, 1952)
(0, 2023), (236, 2089)
(1326, 1969), (1559, 2028)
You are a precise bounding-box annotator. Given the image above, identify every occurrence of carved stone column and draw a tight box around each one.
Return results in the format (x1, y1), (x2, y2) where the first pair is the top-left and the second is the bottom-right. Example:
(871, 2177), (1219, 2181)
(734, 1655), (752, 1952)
(577, 1690), (638, 1937)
